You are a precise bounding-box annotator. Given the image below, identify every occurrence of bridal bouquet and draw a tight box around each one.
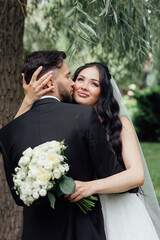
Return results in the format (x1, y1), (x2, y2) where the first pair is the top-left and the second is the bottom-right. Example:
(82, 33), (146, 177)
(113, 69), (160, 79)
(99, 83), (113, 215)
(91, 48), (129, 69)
(13, 140), (97, 214)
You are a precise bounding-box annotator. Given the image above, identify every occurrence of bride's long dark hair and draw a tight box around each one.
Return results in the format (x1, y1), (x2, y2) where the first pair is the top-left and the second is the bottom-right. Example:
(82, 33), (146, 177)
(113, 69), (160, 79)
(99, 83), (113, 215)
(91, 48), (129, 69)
(73, 62), (124, 167)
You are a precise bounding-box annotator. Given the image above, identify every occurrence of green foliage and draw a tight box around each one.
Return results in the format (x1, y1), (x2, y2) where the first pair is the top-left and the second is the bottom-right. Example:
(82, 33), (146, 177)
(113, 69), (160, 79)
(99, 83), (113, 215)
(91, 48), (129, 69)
(59, 175), (75, 194)
(23, 0), (160, 90)
(141, 142), (160, 204)
(133, 88), (160, 142)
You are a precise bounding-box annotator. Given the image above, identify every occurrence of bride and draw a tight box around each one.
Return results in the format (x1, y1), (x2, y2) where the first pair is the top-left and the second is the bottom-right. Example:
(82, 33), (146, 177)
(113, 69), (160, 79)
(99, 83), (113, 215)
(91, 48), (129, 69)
(15, 61), (160, 239)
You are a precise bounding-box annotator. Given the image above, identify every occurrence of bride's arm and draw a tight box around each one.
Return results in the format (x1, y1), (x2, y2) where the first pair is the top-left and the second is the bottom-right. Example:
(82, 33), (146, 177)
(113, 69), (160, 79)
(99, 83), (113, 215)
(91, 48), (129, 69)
(15, 67), (54, 118)
(67, 117), (144, 202)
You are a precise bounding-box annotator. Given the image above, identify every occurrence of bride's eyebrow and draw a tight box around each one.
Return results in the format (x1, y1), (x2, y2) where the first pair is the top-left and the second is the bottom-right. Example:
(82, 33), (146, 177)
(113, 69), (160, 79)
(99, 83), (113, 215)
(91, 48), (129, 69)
(78, 74), (99, 82)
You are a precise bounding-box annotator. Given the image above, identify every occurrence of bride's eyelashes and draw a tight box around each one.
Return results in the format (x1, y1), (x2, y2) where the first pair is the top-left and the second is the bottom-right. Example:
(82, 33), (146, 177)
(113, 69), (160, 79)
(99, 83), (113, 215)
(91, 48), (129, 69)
(77, 78), (100, 87)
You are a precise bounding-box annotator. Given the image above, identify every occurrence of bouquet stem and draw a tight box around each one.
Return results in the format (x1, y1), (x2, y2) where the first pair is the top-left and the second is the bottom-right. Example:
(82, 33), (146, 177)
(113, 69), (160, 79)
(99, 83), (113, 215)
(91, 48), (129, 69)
(75, 195), (98, 214)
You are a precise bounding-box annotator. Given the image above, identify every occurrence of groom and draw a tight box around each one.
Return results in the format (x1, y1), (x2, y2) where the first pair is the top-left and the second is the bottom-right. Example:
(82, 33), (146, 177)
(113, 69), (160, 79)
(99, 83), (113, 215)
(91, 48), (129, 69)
(0, 50), (124, 240)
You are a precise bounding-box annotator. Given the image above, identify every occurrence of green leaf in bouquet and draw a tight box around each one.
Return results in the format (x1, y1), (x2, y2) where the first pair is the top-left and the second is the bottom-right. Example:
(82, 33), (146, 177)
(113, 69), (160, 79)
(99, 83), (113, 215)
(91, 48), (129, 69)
(59, 176), (75, 194)
(48, 192), (56, 209)
(56, 186), (63, 197)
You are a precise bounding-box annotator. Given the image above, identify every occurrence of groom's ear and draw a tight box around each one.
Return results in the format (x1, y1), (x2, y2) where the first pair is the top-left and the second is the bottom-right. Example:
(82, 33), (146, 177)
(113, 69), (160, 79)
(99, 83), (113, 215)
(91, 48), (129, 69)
(46, 78), (55, 88)
(45, 79), (55, 93)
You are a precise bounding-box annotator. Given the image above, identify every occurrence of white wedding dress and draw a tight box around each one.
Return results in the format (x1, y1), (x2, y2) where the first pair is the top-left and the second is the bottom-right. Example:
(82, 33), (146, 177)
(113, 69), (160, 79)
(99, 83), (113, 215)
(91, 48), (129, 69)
(100, 193), (159, 240)
(99, 78), (160, 240)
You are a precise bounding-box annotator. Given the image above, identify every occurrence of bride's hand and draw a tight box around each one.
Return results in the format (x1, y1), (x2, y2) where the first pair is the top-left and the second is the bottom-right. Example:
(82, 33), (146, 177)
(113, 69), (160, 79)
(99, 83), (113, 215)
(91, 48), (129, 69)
(22, 66), (55, 105)
(65, 180), (95, 202)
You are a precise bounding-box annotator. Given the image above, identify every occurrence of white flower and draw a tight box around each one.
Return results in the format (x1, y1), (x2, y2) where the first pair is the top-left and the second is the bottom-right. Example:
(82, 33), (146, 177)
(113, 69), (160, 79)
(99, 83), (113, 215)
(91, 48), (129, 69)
(53, 168), (62, 179)
(64, 164), (69, 172)
(31, 157), (38, 164)
(27, 196), (34, 203)
(33, 181), (40, 189)
(19, 156), (30, 166)
(58, 164), (65, 174)
(59, 156), (64, 162)
(25, 188), (32, 196)
(47, 182), (54, 190)
(37, 158), (45, 167)
(49, 141), (60, 148)
(47, 153), (61, 166)
(40, 143), (49, 151)
(20, 194), (26, 202)
(19, 172), (26, 180)
(15, 167), (19, 173)
(39, 189), (47, 197)
(37, 168), (51, 184)
(23, 147), (33, 157)
(44, 162), (53, 171)
(33, 191), (39, 199)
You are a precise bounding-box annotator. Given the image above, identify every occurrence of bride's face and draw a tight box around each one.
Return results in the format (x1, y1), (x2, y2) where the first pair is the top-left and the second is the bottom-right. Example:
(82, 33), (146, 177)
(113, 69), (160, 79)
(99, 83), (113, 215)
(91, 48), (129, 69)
(73, 67), (101, 107)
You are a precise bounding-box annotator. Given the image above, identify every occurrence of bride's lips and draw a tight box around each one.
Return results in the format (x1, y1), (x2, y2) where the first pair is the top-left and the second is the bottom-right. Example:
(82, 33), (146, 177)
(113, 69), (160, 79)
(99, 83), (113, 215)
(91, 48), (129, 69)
(77, 91), (89, 98)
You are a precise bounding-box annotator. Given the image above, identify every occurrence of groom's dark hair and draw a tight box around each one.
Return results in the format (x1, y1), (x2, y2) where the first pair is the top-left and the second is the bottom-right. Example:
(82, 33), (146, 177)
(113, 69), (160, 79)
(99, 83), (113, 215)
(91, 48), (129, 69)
(22, 50), (66, 84)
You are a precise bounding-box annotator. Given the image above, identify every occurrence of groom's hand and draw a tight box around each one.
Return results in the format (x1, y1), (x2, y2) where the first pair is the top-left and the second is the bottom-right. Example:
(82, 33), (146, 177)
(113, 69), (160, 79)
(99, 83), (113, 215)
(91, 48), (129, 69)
(64, 180), (94, 202)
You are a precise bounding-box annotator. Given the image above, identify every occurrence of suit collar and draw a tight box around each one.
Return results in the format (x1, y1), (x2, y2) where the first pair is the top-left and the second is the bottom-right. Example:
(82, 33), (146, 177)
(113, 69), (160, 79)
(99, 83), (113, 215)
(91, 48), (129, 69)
(31, 98), (60, 108)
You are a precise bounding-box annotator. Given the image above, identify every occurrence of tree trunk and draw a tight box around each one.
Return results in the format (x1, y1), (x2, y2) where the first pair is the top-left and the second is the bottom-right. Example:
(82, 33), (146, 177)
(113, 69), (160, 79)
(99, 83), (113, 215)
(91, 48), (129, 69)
(0, 1), (27, 239)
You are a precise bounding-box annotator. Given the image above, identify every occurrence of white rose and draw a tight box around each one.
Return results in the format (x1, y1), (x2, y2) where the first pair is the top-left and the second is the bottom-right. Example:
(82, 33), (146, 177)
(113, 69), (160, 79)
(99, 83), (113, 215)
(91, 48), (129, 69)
(37, 168), (51, 184)
(14, 167), (19, 173)
(32, 191), (39, 199)
(39, 189), (47, 197)
(23, 147), (33, 157)
(47, 153), (60, 166)
(30, 157), (38, 164)
(19, 172), (26, 180)
(40, 143), (49, 152)
(19, 156), (30, 166)
(32, 149), (42, 157)
(32, 181), (40, 189)
(64, 164), (69, 172)
(53, 168), (62, 179)
(58, 164), (65, 174)
(27, 196), (34, 203)
(49, 141), (60, 148)
(36, 159), (45, 167)
(25, 188), (32, 196)
(14, 178), (22, 186)
(28, 169), (37, 179)
(59, 156), (64, 162)
(44, 162), (53, 171)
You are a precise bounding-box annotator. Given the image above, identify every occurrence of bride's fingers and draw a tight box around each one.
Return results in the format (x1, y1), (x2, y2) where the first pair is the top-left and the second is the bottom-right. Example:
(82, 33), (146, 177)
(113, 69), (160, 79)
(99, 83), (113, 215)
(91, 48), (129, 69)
(67, 192), (79, 201)
(38, 86), (55, 96)
(37, 71), (53, 86)
(36, 74), (54, 91)
(30, 66), (43, 84)
(22, 73), (28, 91)
(70, 195), (82, 202)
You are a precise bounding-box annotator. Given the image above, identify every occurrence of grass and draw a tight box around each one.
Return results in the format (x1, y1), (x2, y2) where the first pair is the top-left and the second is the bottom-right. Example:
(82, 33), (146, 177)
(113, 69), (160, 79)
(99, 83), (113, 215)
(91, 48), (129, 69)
(140, 142), (160, 205)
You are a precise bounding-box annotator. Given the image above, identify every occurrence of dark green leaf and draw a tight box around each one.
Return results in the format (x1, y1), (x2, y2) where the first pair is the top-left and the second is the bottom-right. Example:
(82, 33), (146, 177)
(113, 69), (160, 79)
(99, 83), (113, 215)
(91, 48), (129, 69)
(56, 187), (63, 197)
(59, 176), (75, 194)
(48, 192), (56, 209)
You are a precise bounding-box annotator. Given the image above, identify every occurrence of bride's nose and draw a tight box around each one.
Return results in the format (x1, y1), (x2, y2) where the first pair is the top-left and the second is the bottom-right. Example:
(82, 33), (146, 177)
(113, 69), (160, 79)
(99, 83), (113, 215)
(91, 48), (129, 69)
(81, 81), (88, 90)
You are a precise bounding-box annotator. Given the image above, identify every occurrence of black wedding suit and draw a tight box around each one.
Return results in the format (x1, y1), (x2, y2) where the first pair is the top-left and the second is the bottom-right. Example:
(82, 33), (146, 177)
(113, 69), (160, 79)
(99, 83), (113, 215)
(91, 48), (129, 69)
(0, 98), (124, 240)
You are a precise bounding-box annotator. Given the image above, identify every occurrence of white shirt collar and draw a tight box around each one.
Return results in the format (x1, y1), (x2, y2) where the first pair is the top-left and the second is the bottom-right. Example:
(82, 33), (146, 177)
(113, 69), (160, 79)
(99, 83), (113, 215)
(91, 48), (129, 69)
(40, 95), (60, 102)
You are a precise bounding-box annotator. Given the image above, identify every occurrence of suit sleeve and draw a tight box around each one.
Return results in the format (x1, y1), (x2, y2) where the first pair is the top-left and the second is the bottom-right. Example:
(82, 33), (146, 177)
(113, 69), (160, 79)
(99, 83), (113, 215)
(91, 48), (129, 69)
(0, 139), (24, 206)
(88, 108), (124, 179)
